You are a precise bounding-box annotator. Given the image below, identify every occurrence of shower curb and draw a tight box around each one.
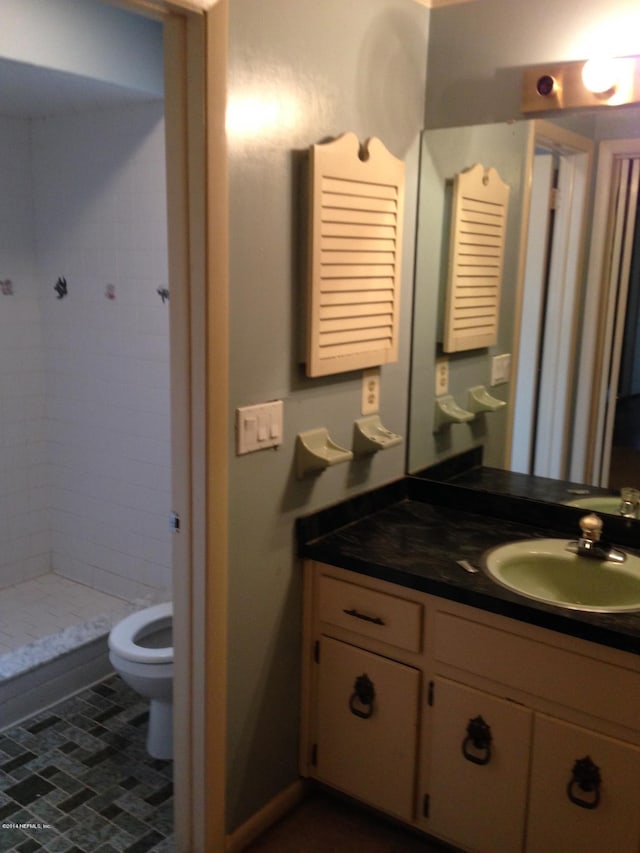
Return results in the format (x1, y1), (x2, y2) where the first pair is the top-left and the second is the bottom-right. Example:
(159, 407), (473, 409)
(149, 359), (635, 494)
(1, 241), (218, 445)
(0, 634), (113, 730)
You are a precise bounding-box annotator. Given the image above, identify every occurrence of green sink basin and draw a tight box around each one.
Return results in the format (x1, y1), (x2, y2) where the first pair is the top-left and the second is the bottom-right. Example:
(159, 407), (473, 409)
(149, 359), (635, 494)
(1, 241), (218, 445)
(564, 496), (623, 514)
(482, 539), (640, 612)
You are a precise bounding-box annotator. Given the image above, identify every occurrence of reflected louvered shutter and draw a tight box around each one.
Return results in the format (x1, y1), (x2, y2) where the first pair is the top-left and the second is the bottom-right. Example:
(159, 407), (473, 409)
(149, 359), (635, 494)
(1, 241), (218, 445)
(306, 133), (404, 377)
(443, 164), (510, 353)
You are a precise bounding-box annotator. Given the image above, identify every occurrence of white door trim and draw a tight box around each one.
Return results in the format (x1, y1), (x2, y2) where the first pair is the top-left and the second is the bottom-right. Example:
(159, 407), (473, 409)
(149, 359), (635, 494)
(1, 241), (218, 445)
(595, 157), (640, 485)
(571, 137), (640, 484)
(510, 153), (554, 473)
(534, 146), (590, 478)
(111, 2), (229, 851)
(509, 119), (593, 478)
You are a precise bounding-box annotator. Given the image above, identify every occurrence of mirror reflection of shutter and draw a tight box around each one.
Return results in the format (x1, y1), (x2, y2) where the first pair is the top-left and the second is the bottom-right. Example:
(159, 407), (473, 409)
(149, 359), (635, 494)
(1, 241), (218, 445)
(443, 164), (510, 353)
(306, 133), (404, 378)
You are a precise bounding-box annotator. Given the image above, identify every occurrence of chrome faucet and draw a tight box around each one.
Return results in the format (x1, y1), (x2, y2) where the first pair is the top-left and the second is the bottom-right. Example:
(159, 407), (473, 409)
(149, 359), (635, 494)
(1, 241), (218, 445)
(566, 513), (626, 564)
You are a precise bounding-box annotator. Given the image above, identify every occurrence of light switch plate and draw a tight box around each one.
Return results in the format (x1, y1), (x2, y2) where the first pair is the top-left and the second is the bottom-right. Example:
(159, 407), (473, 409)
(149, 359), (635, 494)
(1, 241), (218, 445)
(236, 400), (283, 455)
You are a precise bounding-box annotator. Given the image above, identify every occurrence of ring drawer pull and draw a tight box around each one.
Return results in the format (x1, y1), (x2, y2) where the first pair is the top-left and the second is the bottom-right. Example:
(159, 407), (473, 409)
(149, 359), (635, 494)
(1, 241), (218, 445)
(567, 756), (601, 810)
(343, 607), (385, 626)
(462, 715), (493, 765)
(349, 673), (376, 719)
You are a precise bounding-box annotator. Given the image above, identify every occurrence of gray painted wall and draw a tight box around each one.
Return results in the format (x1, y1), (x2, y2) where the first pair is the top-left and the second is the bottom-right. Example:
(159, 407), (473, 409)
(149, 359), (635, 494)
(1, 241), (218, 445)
(226, 0), (429, 831)
(409, 0), (640, 474)
(425, 0), (640, 128)
(408, 121), (531, 473)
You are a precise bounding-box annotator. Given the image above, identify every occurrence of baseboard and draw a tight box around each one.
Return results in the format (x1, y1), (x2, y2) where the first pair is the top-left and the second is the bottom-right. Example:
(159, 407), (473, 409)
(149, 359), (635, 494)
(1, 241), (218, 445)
(225, 779), (308, 853)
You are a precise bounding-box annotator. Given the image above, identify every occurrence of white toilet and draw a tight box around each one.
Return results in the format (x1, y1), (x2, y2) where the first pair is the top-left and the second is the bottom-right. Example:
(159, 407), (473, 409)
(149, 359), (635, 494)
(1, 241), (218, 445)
(108, 602), (173, 760)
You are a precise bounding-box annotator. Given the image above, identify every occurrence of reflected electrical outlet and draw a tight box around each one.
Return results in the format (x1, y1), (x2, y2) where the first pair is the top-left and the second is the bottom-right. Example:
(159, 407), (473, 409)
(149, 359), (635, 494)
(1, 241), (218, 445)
(435, 358), (449, 396)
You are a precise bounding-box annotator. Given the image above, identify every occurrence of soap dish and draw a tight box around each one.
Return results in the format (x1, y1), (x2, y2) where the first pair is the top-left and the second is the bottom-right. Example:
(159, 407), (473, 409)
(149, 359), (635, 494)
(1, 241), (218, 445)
(468, 385), (507, 413)
(433, 395), (475, 431)
(295, 428), (353, 478)
(353, 415), (403, 455)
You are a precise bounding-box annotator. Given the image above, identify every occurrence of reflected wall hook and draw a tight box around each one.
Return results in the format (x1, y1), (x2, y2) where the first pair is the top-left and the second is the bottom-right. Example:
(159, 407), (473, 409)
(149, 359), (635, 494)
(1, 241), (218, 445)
(467, 385), (507, 414)
(54, 277), (68, 299)
(433, 395), (474, 432)
(1, 279), (13, 295)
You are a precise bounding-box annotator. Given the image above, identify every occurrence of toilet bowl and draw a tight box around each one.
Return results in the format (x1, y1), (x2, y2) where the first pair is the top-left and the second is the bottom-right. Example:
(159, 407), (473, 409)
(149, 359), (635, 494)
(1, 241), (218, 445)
(108, 602), (173, 760)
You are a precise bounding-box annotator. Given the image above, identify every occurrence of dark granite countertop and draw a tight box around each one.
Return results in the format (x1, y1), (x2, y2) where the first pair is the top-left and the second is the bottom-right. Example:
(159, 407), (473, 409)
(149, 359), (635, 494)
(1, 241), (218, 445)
(414, 448), (619, 505)
(297, 478), (640, 656)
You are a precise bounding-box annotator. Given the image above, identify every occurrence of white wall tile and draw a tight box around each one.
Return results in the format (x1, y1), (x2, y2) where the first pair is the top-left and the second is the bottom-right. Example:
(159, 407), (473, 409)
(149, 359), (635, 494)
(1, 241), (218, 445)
(0, 104), (170, 597)
(0, 118), (46, 589)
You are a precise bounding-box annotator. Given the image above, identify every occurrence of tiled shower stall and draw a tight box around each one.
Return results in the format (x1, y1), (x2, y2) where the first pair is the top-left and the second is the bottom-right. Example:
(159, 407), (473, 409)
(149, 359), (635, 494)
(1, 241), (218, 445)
(0, 100), (172, 724)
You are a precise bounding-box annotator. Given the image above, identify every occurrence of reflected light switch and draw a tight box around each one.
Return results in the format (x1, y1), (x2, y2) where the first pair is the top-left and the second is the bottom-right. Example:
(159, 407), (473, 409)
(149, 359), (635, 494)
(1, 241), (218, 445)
(491, 353), (511, 386)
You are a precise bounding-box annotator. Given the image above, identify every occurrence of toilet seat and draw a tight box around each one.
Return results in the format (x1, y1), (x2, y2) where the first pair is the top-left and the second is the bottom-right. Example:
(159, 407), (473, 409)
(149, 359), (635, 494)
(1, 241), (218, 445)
(108, 602), (173, 664)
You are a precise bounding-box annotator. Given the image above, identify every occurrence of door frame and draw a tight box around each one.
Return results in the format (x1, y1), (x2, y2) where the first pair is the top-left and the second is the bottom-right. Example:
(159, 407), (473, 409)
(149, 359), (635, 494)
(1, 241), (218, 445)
(535, 139), (592, 479)
(508, 120), (593, 477)
(510, 151), (555, 474)
(597, 158), (640, 485)
(572, 137), (640, 485)
(107, 1), (229, 851)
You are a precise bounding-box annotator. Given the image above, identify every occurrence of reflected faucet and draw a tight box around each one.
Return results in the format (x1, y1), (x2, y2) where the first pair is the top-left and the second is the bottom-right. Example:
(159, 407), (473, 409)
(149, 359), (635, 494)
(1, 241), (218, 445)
(618, 487), (640, 519)
(566, 513), (626, 564)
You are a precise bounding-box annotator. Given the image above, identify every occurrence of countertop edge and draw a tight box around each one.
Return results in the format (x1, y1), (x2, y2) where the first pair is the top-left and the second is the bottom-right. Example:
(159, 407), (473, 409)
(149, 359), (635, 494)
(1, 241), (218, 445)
(297, 480), (640, 657)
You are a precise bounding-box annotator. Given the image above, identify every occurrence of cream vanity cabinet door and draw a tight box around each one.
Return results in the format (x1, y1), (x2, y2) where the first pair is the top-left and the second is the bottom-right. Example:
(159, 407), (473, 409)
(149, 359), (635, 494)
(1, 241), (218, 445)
(427, 677), (533, 853)
(526, 713), (640, 853)
(313, 635), (420, 822)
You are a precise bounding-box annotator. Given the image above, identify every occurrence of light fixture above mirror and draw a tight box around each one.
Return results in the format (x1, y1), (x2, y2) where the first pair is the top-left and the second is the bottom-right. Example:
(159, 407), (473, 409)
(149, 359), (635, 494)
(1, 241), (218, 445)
(521, 56), (640, 112)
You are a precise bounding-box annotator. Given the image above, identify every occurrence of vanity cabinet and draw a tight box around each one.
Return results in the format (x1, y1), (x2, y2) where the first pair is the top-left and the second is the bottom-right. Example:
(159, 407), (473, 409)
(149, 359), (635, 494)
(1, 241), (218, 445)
(526, 715), (640, 852)
(301, 561), (640, 852)
(427, 678), (640, 853)
(302, 570), (424, 821)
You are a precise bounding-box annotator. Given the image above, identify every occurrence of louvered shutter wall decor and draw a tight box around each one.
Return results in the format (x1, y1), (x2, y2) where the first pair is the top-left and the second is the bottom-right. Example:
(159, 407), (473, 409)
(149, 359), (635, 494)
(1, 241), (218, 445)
(443, 163), (510, 353)
(306, 133), (404, 377)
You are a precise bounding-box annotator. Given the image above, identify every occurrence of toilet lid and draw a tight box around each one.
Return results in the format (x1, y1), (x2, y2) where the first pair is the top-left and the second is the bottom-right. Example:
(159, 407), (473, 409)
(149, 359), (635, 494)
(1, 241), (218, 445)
(108, 602), (173, 664)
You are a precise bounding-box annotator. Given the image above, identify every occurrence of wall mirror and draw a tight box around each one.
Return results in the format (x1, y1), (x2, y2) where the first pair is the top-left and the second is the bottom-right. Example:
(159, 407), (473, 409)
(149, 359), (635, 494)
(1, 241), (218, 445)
(407, 101), (640, 521)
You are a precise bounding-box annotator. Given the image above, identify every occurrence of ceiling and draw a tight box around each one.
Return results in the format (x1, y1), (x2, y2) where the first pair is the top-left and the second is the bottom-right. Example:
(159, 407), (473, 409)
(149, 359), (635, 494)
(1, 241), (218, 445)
(0, 57), (162, 119)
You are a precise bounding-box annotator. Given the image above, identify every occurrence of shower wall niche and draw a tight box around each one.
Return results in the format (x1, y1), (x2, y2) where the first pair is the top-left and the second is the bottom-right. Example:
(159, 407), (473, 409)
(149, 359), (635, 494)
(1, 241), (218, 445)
(0, 100), (171, 602)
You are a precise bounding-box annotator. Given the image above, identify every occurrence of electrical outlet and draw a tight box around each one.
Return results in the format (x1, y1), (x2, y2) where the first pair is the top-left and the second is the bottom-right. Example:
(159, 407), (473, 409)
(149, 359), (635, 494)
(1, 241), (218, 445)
(435, 358), (449, 396)
(362, 368), (380, 415)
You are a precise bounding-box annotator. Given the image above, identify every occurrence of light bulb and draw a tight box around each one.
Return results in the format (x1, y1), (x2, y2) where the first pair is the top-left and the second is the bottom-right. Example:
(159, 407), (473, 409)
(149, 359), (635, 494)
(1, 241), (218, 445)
(581, 58), (619, 94)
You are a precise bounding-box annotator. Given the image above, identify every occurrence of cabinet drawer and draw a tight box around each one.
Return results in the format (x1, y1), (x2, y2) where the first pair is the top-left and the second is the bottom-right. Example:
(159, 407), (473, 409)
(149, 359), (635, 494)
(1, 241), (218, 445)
(317, 574), (423, 653)
(433, 611), (640, 732)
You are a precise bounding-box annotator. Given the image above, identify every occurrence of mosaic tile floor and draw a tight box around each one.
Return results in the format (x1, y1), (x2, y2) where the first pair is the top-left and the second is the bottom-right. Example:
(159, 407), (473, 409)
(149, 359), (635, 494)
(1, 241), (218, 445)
(0, 676), (174, 852)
